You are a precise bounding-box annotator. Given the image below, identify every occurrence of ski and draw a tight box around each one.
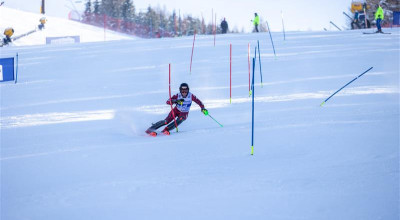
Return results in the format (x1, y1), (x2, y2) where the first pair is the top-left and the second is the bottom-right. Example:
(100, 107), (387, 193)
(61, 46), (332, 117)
(363, 32), (391, 34)
(145, 131), (173, 137)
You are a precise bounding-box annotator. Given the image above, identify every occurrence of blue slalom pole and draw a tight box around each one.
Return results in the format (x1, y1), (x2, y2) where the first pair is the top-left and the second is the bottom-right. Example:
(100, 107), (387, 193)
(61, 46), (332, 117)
(266, 21), (277, 59)
(254, 46), (257, 61)
(251, 57), (255, 156)
(257, 40), (263, 87)
(320, 67), (373, 106)
(249, 46), (257, 96)
(15, 53), (18, 84)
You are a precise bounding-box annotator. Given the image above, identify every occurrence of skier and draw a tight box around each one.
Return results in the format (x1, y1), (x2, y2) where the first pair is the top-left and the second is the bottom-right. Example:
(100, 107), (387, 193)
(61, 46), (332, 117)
(38, 17), (47, 30)
(145, 83), (208, 136)
(251, 13), (260, 32)
(221, 17), (228, 34)
(2, 27), (14, 45)
(374, 4), (384, 33)
(351, 11), (361, 29)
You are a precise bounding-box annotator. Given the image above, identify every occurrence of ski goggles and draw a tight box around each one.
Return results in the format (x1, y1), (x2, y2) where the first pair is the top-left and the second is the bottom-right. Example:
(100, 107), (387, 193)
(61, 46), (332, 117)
(180, 87), (189, 93)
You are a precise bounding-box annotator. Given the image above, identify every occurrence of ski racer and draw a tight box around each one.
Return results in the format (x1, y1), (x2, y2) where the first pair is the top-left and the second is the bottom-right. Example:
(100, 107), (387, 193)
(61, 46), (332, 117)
(145, 83), (208, 136)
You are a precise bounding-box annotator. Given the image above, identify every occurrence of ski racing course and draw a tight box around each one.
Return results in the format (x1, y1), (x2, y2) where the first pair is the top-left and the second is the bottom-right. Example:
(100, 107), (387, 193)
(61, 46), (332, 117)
(1, 28), (399, 219)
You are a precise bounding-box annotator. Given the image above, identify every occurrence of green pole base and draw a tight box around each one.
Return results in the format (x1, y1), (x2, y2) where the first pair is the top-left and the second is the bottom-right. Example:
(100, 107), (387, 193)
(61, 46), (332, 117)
(251, 146), (254, 155)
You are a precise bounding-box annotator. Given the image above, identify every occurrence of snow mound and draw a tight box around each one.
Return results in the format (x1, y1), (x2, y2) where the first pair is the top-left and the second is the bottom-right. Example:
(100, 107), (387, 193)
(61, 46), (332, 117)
(0, 6), (135, 47)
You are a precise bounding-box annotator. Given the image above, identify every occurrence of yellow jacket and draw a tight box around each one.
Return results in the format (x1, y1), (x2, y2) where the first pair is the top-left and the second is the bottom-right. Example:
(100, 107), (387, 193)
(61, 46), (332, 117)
(375, 6), (384, 20)
(253, 15), (260, 25)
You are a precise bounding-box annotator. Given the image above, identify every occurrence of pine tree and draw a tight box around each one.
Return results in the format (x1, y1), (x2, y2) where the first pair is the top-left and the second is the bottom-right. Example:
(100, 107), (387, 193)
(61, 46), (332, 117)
(93, 0), (100, 15)
(121, 0), (134, 21)
(85, 0), (92, 14)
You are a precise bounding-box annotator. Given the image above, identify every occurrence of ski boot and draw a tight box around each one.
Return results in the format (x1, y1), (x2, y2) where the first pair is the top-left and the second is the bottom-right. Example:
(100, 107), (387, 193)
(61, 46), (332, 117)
(162, 128), (170, 135)
(145, 129), (157, 137)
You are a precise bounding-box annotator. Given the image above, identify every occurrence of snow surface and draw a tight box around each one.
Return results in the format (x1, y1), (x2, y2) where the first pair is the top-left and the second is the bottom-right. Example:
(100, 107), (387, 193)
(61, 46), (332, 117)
(0, 7), (134, 47)
(1, 8), (400, 220)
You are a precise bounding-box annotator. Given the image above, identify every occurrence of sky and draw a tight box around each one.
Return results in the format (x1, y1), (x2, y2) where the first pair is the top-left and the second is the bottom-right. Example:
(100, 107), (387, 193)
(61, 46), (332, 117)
(3, 0), (352, 32)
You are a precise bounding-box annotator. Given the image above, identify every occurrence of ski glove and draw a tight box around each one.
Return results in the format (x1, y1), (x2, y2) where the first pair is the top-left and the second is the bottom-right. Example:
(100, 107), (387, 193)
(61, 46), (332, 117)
(172, 99), (185, 105)
(201, 108), (208, 116)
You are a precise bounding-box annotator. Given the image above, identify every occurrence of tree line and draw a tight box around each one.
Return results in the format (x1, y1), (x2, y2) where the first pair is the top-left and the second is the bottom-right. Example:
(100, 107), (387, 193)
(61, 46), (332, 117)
(82, 0), (225, 38)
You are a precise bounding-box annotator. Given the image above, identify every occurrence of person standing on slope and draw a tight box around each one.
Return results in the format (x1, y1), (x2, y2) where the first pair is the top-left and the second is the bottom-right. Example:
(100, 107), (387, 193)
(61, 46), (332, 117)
(375, 4), (384, 33)
(221, 17), (228, 34)
(2, 27), (14, 45)
(251, 13), (260, 32)
(145, 83), (208, 136)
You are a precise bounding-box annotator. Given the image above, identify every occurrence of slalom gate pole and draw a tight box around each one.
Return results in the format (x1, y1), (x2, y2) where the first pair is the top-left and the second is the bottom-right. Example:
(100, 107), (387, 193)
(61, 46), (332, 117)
(330, 21), (342, 31)
(249, 46), (256, 96)
(248, 43), (251, 95)
(266, 21), (277, 59)
(281, 11), (286, 41)
(208, 114), (223, 127)
(320, 67), (373, 106)
(214, 13), (216, 47)
(169, 64), (179, 132)
(363, 7), (368, 29)
(190, 30), (196, 74)
(212, 9), (214, 46)
(257, 40), (263, 87)
(104, 15), (106, 41)
(15, 53), (18, 84)
(230, 43), (232, 104)
(343, 12), (353, 20)
(251, 57), (255, 156)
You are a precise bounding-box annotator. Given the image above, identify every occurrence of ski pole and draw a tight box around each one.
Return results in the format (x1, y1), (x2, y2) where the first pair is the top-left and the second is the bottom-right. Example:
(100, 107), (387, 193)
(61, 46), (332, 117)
(320, 67), (373, 106)
(208, 114), (223, 127)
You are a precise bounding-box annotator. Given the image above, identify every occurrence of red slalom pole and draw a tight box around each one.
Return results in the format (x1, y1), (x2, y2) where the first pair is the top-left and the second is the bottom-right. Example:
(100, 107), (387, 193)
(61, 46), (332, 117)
(169, 64), (179, 132)
(190, 30), (196, 74)
(211, 9), (214, 46)
(248, 43), (250, 95)
(103, 14), (106, 41)
(230, 44), (232, 104)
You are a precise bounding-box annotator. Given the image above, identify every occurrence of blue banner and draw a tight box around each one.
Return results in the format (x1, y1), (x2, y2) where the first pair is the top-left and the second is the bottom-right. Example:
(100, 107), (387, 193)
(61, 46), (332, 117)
(0, 57), (15, 82)
(394, 11), (400, 25)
